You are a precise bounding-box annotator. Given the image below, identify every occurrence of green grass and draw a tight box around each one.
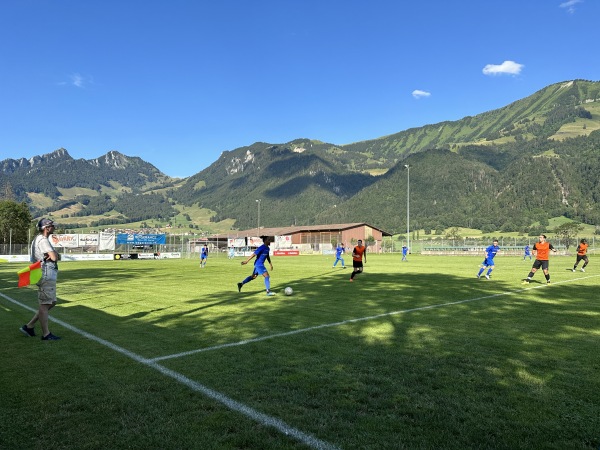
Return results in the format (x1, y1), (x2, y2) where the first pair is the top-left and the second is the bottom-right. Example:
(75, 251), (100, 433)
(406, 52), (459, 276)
(1, 254), (599, 449)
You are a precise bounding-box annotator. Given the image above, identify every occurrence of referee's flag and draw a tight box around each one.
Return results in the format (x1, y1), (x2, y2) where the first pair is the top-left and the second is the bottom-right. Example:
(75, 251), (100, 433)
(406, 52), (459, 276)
(17, 261), (42, 288)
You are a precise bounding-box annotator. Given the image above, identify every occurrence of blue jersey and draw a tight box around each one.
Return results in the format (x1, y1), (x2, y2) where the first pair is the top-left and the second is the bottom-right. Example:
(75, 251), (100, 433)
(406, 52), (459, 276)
(201, 247), (208, 258)
(402, 246), (408, 256)
(485, 245), (500, 260)
(524, 245), (531, 255)
(335, 245), (344, 258)
(254, 244), (270, 266)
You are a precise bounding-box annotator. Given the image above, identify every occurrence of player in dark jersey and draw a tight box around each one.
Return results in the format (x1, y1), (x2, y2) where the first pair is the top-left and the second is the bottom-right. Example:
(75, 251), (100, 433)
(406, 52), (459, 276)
(349, 240), (367, 282)
(522, 234), (557, 285)
(572, 238), (589, 272)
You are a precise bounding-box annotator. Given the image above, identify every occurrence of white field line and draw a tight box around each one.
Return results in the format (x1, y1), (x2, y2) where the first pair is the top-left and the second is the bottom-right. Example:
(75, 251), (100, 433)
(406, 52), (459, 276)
(151, 274), (600, 362)
(1, 291), (340, 450)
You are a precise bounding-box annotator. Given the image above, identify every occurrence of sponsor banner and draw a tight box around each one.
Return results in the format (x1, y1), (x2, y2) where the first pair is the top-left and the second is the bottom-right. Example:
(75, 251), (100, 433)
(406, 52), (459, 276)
(273, 250), (300, 256)
(114, 253), (139, 260)
(228, 238), (246, 248)
(50, 233), (79, 248)
(138, 252), (158, 259)
(113, 252), (173, 260)
(99, 232), (115, 251)
(0, 254), (31, 263)
(45, 233), (112, 248)
(274, 235), (292, 249)
(61, 254), (114, 261)
(157, 252), (181, 259)
(116, 234), (167, 245)
(248, 236), (263, 246)
(79, 234), (99, 247)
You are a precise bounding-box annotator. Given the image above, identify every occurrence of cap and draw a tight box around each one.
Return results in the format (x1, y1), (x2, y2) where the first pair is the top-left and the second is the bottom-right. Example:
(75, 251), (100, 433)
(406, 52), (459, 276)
(37, 218), (55, 230)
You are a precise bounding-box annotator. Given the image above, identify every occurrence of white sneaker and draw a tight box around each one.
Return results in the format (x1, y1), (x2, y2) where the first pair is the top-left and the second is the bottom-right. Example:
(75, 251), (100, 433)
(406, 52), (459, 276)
(571, 269), (576, 272)
(485, 274), (490, 280)
(581, 268), (585, 272)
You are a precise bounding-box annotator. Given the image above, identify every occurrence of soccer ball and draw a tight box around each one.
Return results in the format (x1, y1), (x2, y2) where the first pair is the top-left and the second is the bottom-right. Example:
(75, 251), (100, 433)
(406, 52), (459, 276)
(284, 287), (293, 296)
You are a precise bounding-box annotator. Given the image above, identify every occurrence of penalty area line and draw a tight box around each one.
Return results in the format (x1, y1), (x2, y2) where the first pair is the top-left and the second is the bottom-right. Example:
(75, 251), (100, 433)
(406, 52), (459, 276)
(0, 292), (340, 450)
(151, 274), (600, 363)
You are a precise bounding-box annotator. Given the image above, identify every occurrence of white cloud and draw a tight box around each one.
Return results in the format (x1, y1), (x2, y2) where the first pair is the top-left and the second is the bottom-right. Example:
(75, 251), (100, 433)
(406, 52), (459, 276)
(71, 73), (85, 88)
(482, 60), (524, 76)
(412, 89), (431, 99)
(57, 73), (92, 88)
(559, 0), (582, 13)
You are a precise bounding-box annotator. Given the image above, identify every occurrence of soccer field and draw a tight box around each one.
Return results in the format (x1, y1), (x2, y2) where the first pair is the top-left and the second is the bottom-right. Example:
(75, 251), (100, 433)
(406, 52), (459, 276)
(1, 254), (599, 449)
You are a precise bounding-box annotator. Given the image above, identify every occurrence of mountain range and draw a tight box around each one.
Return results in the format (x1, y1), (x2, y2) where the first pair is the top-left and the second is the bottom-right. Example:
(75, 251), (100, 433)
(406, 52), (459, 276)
(1, 79), (599, 234)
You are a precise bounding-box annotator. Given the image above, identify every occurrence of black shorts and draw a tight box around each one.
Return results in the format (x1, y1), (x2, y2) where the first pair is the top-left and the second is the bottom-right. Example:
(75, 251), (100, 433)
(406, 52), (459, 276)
(532, 259), (549, 271)
(576, 254), (589, 263)
(353, 260), (363, 270)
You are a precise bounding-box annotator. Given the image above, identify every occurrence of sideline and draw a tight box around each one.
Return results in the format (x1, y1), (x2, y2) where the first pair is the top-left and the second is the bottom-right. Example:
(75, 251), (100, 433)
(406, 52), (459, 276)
(0, 291), (339, 450)
(151, 274), (600, 362)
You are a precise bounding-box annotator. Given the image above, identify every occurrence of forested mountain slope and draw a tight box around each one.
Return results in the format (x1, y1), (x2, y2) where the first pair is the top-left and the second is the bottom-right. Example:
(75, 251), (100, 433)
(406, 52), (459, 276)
(2, 79), (599, 232)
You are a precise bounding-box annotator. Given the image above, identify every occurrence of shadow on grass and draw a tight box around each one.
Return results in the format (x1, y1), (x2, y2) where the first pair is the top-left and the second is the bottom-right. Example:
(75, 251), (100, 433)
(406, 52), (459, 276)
(2, 259), (599, 449)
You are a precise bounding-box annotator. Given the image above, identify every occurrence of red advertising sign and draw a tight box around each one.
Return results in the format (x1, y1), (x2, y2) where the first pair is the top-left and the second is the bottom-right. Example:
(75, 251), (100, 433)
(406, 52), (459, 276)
(273, 250), (300, 256)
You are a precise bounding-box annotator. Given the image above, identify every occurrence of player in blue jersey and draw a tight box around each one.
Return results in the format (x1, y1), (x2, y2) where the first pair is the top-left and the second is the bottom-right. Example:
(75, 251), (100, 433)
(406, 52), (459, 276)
(237, 236), (276, 296)
(200, 244), (208, 268)
(402, 245), (408, 261)
(332, 242), (346, 268)
(477, 239), (500, 280)
(523, 244), (532, 261)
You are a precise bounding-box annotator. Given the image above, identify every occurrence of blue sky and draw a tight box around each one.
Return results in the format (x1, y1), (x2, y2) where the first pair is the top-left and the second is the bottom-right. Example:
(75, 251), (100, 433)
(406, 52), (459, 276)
(1, 0), (598, 178)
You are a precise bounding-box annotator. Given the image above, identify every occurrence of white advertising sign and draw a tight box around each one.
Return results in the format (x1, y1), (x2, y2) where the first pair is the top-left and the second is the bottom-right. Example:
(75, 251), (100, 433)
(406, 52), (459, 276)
(138, 252), (158, 259)
(60, 254), (114, 261)
(0, 254), (31, 263)
(274, 235), (292, 249)
(158, 252), (181, 259)
(227, 238), (246, 247)
(99, 232), (115, 251)
(248, 236), (263, 247)
(79, 234), (99, 246)
(50, 234), (79, 248)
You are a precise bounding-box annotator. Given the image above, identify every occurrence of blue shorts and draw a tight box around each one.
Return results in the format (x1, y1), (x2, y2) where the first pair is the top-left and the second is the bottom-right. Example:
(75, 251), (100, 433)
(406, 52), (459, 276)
(254, 264), (268, 275)
(482, 258), (495, 267)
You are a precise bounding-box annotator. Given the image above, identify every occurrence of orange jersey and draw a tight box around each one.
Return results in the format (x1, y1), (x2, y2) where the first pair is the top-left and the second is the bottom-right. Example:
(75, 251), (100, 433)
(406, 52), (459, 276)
(352, 245), (366, 262)
(533, 241), (554, 261)
(577, 242), (588, 256)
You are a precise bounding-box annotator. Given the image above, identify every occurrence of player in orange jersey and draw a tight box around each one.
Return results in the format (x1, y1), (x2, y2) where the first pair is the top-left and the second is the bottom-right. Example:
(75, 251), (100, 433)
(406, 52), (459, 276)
(522, 234), (557, 285)
(349, 239), (367, 282)
(572, 238), (589, 272)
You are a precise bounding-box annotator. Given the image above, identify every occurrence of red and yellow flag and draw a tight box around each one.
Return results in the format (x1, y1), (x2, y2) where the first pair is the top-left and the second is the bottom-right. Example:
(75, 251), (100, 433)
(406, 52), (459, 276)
(17, 261), (42, 288)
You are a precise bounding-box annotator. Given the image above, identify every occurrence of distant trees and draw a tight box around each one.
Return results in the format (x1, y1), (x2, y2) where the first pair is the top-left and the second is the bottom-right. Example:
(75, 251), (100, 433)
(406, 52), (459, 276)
(0, 200), (33, 245)
(445, 227), (462, 240)
(553, 222), (584, 250)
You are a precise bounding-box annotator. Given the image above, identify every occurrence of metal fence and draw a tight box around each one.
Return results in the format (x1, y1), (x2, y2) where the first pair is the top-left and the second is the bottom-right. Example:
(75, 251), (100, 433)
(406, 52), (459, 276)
(2, 235), (596, 259)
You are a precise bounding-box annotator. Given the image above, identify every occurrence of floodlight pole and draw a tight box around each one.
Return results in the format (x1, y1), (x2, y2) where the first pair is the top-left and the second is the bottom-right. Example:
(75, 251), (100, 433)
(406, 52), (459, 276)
(405, 164), (410, 255)
(256, 199), (261, 237)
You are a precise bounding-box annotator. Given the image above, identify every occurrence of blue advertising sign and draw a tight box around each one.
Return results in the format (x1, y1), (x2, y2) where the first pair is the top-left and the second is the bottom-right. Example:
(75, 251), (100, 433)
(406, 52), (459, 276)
(116, 234), (167, 245)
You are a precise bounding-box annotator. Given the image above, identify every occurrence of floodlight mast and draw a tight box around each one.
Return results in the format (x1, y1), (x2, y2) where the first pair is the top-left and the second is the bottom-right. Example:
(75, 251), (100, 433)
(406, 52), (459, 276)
(256, 199), (261, 237)
(405, 165), (410, 255)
